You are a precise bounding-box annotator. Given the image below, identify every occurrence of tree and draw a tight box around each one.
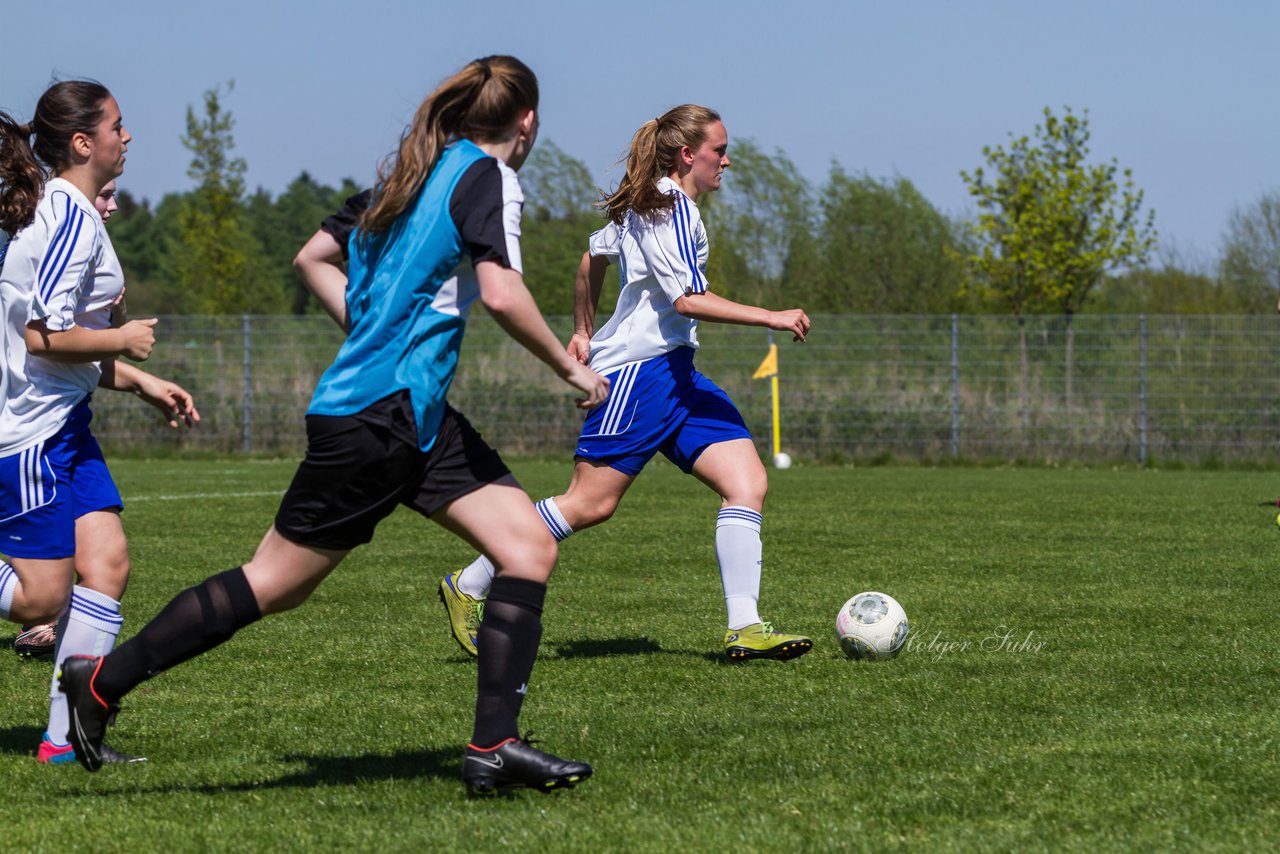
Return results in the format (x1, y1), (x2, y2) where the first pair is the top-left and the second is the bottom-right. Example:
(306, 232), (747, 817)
(517, 140), (612, 316)
(789, 167), (967, 314)
(699, 139), (813, 305)
(1219, 189), (1280, 311)
(176, 82), (278, 314)
(960, 106), (1157, 400)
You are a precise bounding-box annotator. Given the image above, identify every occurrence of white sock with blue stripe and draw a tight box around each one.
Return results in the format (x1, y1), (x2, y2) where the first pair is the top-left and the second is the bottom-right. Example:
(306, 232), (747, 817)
(456, 498), (574, 599)
(46, 585), (123, 745)
(0, 560), (17, 621)
(716, 507), (763, 631)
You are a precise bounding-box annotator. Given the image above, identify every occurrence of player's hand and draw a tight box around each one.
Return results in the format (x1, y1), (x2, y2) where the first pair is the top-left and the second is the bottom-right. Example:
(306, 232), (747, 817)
(564, 362), (610, 410)
(119, 318), (158, 361)
(567, 332), (591, 365)
(768, 308), (810, 343)
(134, 374), (201, 429)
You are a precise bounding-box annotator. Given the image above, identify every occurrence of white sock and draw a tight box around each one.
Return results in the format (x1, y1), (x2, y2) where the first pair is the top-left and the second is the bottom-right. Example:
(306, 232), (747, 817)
(457, 498), (574, 600)
(716, 507), (763, 631)
(0, 560), (16, 621)
(456, 555), (495, 598)
(46, 586), (123, 744)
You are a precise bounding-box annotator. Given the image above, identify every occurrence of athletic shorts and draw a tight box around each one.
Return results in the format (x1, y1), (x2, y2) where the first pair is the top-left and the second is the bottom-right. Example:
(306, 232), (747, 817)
(574, 347), (752, 476)
(0, 398), (123, 560)
(274, 393), (510, 551)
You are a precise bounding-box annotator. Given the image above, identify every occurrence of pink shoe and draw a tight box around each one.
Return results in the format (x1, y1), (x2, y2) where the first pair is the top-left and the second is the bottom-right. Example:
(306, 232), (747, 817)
(36, 733), (76, 765)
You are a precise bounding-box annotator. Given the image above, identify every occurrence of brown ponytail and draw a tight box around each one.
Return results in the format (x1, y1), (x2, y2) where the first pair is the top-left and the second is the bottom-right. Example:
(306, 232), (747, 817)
(0, 110), (42, 234)
(361, 55), (538, 236)
(601, 104), (721, 224)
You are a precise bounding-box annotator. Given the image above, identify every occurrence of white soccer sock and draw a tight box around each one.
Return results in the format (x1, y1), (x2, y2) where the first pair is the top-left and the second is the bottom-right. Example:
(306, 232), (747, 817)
(456, 555), (496, 599)
(0, 560), (16, 621)
(716, 507), (764, 631)
(46, 586), (123, 744)
(458, 498), (574, 600)
(535, 498), (574, 543)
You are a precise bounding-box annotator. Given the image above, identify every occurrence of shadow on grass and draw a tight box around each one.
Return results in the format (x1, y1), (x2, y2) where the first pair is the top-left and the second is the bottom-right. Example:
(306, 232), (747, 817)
(548, 636), (705, 660)
(0, 725), (43, 757)
(66, 746), (460, 797)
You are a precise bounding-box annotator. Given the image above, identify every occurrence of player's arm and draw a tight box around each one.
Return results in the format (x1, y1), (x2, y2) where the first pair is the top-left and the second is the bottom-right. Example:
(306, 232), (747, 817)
(293, 228), (350, 332)
(569, 252), (609, 364)
(477, 260), (609, 410)
(99, 358), (200, 429)
(25, 317), (158, 362)
(673, 291), (810, 342)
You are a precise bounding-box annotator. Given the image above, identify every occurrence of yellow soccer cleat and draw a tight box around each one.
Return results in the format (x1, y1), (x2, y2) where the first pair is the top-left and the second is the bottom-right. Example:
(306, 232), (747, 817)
(724, 621), (813, 662)
(438, 570), (483, 658)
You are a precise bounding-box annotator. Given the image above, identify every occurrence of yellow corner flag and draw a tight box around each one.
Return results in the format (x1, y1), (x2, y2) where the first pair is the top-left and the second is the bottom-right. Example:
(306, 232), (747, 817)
(752, 343), (778, 379)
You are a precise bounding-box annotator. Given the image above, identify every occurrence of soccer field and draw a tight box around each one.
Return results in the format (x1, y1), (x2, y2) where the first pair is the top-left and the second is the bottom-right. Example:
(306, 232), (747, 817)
(2, 460), (1277, 851)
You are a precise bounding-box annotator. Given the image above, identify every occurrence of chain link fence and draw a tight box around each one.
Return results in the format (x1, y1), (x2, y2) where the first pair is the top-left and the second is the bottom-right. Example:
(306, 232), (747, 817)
(87, 314), (1280, 464)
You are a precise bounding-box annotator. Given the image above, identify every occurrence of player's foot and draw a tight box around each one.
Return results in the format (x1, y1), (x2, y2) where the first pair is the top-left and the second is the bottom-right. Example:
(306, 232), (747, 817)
(36, 733), (76, 765)
(14, 622), (56, 660)
(463, 736), (592, 796)
(36, 732), (145, 765)
(57, 655), (118, 772)
(724, 621), (814, 661)
(438, 570), (482, 657)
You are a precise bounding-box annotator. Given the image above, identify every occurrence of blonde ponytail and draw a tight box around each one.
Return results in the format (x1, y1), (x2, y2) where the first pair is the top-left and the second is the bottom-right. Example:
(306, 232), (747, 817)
(362, 55), (538, 236)
(601, 104), (720, 224)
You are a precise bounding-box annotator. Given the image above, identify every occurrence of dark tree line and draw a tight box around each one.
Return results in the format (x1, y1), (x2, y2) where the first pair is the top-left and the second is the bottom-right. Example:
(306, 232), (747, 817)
(111, 88), (1279, 318)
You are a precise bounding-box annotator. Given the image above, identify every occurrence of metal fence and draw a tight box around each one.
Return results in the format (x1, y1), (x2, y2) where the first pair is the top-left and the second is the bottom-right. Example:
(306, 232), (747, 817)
(87, 314), (1280, 464)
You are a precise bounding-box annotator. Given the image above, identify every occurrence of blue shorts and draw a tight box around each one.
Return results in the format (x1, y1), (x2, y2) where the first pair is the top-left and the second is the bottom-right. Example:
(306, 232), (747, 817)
(0, 398), (123, 560)
(575, 348), (752, 476)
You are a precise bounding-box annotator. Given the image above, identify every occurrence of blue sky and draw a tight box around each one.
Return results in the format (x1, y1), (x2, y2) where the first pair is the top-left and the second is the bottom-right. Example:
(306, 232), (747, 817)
(3, 0), (1274, 266)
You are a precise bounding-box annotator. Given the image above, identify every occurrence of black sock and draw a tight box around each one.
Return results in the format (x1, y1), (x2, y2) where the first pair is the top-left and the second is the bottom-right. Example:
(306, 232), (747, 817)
(471, 576), (546, 748)
(95, 567), (262, 703)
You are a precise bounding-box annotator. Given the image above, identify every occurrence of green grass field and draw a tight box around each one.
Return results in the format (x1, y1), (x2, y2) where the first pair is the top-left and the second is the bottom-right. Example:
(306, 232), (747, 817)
(2, 459), (1278, 851)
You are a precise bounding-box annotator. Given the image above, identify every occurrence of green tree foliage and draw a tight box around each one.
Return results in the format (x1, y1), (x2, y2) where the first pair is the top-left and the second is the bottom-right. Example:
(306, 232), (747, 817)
(176, 83), (280, 315)
(518, 140), (615, 315)
(700, 139), (814, 305)
(960, 107), (1157, 318)
(243, 173), (362, 314)
(961, 107), (1158, 398)
(1219, 189), (1280, 311)
(787, 167), (968, 313)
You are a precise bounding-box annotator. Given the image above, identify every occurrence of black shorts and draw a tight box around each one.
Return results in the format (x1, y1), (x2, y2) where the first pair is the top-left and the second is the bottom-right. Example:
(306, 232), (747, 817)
(274, 393), (511, 550)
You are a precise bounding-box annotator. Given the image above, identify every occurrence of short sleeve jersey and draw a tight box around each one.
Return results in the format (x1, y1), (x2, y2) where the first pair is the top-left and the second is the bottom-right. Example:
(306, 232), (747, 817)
(584, 177), (708, 374)
(307, 140), (523, 450)
(0, 178), (123, 455)
(319, 189), (373, 261)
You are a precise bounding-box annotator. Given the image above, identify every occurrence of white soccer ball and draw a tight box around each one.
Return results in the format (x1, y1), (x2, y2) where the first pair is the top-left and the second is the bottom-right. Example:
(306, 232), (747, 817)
(773, 452), (792, 469)
(835, 592), (909, 661)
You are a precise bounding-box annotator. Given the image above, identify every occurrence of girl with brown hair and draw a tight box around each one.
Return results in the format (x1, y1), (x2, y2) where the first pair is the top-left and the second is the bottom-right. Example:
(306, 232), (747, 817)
(60, 57), (608, 795)
(0, 81), (198, 765)
(442, 105), (815, 663)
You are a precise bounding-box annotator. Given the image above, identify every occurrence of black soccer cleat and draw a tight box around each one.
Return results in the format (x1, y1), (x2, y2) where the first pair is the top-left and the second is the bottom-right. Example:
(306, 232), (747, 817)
(58, 655), (118, 773)
(100, 744), (147, 765)
(463, 736), (593, 796)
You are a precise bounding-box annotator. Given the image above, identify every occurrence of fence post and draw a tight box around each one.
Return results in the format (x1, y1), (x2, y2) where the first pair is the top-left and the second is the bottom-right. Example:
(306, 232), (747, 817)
(242, 314), (252, 455)
(1138, 314), (1147, 465)
(951, 314), (960, 458)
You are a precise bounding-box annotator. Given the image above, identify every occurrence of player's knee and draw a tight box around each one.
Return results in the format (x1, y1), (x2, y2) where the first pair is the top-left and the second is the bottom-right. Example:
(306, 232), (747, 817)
(75, 553), (131, 598)
(22, 586), (71, 624)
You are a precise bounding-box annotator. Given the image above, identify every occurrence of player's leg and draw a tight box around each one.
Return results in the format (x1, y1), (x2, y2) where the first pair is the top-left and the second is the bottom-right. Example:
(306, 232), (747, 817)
(448, 460), (632, 606)
(57, 408), (392, 771)
(41, 509), (130, 764)
(674, 379), (812, 662)
(436, 484), (591, 793)
(0, 439), (79, 627)
(443, 358), (661, 652)
(60, 527), (349, 770)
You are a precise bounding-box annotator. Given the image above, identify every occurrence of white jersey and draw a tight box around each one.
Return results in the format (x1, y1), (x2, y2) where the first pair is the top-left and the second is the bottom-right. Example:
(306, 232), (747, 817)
(586, 176), (708, 374)
(0, 178), (123, 456)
